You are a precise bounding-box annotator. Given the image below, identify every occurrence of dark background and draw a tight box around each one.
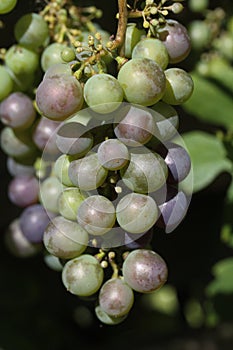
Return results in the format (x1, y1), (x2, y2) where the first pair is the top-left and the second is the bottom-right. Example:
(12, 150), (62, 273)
(1, 1), (233, 349)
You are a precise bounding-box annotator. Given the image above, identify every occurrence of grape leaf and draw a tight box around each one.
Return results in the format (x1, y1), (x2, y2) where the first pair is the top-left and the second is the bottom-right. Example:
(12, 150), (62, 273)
(206, 258), (233, 296)
(180, 131), (232, 192)
(183, 73), (233, 129)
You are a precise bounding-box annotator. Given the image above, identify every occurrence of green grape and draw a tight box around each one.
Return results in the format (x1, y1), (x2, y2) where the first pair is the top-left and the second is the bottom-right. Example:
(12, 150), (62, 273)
(61, 47), (76, 62)
(117, 58), (166, 106)
(84, 73), (123, 114)
(120, 148), (168, 193)
(0, 65), (14, 101)
(99, 278), (134, 318)
(189, 0), (209, 12)
(43, 254), (63, 272)
(189, 21), (212, 51)
(14, 13), (49, 50)
(95, 305), (127, 325)
(43, 63), (72, 79)
(122, 249), (168, 293)
(41, 43), (67, 72)
(0, 126), (37, 160)
(162, 68), (194, 105)
(77, 195), (116, 236)
(68, 152), (108, 191)
(97, 139), (130, 170)
(39, 176), (64, 213)
(58, 187), (88, 221)
(62, 255), (104, 296)
(116, 193), (158, 234)
(0, 0), (17, 14)
(124, 23), (146, 58)
(43, 216), (88, 259)
(132, 38), (169, 70)
(5, 45), (39, 75)
(54, 154), (75, 187)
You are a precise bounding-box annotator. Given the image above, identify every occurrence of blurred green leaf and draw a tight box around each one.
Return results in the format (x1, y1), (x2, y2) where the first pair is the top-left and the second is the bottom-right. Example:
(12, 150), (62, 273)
(181, 131), (232, 192)
(183, 73), (233, 129)
(206, 258), (233, 296)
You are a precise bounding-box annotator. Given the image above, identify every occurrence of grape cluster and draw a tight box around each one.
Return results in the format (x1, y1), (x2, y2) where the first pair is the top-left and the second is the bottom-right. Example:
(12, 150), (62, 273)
(0, 0), (193, 326)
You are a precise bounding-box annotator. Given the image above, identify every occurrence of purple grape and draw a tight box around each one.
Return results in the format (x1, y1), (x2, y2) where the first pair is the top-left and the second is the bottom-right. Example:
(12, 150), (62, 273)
(33, 116), (61, 155)
(0, 92), (36, 129)
(36, 74), (83, 121)
(164, 142), (191, 183)
(122, 249), (168, 293)
(157, 189), (189, 233)
(19, 204), (54, 243)
(7, 157), (35, 177)
(8, 175), (39, 207)
(157, 19), (191, 64)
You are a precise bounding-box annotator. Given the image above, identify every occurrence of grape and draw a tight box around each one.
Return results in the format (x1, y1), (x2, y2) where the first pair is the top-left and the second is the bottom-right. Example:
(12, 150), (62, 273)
(122, 249), (168, 293)
(77, 195), (116, 236)
(43, 216), (88, 259)
(97, 139), (129, 170)
(56, 122), (93, 156)
(5, 45), (39, 75)
(124, 23), (146, 58)
(7, 157), (34, 177)
(8, 175), (39, 207)
(61, 47), (76, 63)
(0, 92), (36, 130)
(58, 187), (88, 221)
(117, 58), (166, 106)
(0, 127), (37, 160)
(36, 74), (83, 121)
(43, 254), (63, 272)
(0, 0), (17, 14)
(188, 21), (211, 51)
(164, 142), (191, 183)
(54, 154), (74, 187)
(41, 43), (67, 72)
(68, 152), (108, 191)
(14, 13), (49, 50)
(114, 105), (155, 147)
(99, 278), (134, 317)
(132, 38), (169, 70)
(43, 63), (72, 80)
(150, 101), (179, 142)
(39, 176), (64, 213)
(95, 305), (127, 325)
(120, 148), (168, 193)
(162, 68), (194, 105)
(116, 193), (158, 234)
(156, 19), (191, 64)
(19, 204), (53, 243)
(33, 117), (61, 155)
(189, 0), (209, 12)
(0, 65), (14, 101)
(5, 219), (40, 258)
(157, 189), (189, 233)
(62, 254), (104, 296)
(83, 73), (123, 114)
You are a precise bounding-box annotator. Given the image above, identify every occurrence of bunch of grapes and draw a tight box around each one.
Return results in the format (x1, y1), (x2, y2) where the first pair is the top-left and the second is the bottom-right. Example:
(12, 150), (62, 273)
(0, 0), (193, 325)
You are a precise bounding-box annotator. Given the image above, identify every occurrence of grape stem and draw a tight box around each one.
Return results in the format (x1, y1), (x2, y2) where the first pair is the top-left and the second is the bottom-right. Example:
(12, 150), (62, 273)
(109, 0), (128, 56)
(108, 251), (119, 278)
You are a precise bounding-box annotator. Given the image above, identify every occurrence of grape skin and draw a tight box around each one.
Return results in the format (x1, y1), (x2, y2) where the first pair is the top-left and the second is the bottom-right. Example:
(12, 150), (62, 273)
(62, 255), (104, 297)
(77, 195), (116, 236)
(95, 305), (127, 325)
(164, 142), (191, 183)
(7, 157), (34, 177)
(33, 116), (61, 155)
(54, 154), (74, 187)
(36, 75), (83, 121)
(116, 193), (158, 234)
(0, 92), (36, 130)
(99, 278), (134, 317)
(8, 175), (39, 208)
(0, 0), (17, 14)
(39, 176), (64, 214)
(5, 45), (39, 75)
(41, 43), (67, 72)
(14, 13), (49, 50)
(0, 65), (14, 101)
(97, 139), (130, 170)
(84, 73), (124, 114)
(58, 187), (88, 221)
(162, 68), (194, 105)
(122, 249), (168, 293)
(117, 58), (166, 106)
(43, 216), (88, 259)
